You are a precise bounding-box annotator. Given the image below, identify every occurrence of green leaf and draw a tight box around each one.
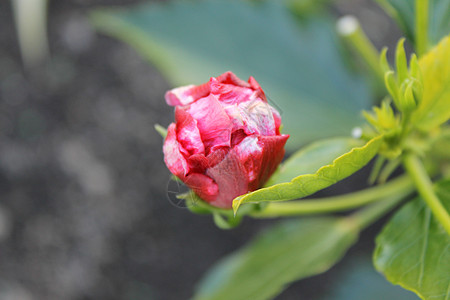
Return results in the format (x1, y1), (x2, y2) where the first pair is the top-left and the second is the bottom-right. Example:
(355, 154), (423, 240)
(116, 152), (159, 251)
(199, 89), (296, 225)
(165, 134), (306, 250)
(89, 0), (371, 150)
(412, 35), (450, 130)
(373, 180), (450, 300)
(321, 254), (419, 300)
(232, 135), (383, 213)
(193, 217), (359, 300)
(266, 137), (363, 186)
(380, 0), (450, 45)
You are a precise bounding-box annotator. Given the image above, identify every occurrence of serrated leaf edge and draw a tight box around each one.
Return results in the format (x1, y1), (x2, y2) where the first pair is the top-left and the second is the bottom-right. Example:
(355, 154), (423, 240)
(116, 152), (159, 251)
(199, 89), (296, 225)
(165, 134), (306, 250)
(233, 135), (384, 215)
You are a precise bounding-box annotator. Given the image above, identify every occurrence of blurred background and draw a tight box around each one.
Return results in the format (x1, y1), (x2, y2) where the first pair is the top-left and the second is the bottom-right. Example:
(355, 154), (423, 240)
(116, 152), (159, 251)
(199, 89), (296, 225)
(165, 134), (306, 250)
(0, 0), (420, 299)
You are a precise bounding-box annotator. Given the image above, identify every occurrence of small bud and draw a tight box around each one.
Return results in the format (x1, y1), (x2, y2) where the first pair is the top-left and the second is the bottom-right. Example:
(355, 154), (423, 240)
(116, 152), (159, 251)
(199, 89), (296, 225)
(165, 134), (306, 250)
(395, 38), (408, 83)
(163, 72), (289, 209)
(374, 99), (397, 130)
(336, 15), (359, 36)
(401, 81), (417, 112)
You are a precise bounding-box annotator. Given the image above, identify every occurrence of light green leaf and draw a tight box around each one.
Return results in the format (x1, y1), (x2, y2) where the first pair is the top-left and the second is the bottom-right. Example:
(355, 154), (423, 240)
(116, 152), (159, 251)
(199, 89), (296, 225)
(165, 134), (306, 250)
(193, 217), (359, 300)
(232, 135), (383, 213)
(412, 35), (450, 130)
(374, 180), (450, 300)
(380, 0), (450, 45)
(89, 0), (371, 150)
(266, 137), (364, 186)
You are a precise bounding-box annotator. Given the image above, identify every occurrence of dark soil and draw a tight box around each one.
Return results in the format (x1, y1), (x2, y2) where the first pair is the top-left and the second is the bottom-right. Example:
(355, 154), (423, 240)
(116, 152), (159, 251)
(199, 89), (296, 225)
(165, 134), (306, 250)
(0, 1), (401, 299)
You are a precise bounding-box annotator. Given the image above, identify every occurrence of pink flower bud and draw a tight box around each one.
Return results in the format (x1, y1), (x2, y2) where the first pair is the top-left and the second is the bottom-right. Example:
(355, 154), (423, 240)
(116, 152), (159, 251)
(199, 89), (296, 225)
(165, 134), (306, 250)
(163, 72), (289, 208)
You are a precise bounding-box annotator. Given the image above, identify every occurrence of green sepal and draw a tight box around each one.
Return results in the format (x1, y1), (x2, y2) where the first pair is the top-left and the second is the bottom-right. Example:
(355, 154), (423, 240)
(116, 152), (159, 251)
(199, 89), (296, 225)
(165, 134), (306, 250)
(213, 213), (242, 230)
(154, 124), (167, 139)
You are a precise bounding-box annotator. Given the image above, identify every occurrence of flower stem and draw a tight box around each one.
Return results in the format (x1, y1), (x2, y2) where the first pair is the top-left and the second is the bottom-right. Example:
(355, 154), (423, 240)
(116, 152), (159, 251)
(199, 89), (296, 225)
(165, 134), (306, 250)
(349, 191), (406, 230)
(403, 153), (450, 235)
(249, 175), (413, 218)
(336, 15), (384, 84)
(415, 0), (429, 56)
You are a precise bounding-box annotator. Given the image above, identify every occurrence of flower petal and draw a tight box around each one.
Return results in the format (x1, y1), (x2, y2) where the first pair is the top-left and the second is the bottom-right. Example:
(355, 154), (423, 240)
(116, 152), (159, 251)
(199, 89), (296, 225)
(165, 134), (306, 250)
(163, 123), (189, 177)
(237, 99), (277, 136)
(184, 173), (219, 202)
(188, 94), (232, 153)
(210, 77), (255, 105)
(165, 82), (210, 106)
(215, 71), (251, 88)
(232, 136), (263, 189)
(256, 134), (289, 186)
(248, 76), (266, 101)
(175, 106), (205, 156)
(206, 149), (248, 208)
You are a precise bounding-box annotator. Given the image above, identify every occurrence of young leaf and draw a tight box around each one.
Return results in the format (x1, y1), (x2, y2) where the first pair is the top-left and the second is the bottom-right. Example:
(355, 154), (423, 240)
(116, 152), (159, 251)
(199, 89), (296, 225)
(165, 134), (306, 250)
(89, 0), (371, 150)
(266, 137), (363, 186)
(233, 135), (383, 213)
(193, 217), (359, 300)
(374, 180), (450, 300)
(412, 35), (450, 130)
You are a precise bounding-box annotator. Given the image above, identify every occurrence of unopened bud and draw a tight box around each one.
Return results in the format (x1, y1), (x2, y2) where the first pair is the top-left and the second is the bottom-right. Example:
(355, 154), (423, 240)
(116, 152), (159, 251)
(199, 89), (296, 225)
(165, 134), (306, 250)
(401, 81), (417, 112)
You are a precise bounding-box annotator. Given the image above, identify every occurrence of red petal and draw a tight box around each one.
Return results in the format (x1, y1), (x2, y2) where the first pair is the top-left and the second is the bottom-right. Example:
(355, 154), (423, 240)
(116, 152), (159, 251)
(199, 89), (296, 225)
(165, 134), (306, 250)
(188, 94), (232, 153)
(237, 100), (277, 136)
(165, 82), (210, 106)
(184, 173), (219, 202)
(210, 77), (255, 105)
(248, 76), (266, 101)
(206, 150), (249, 208)
(232, 136), (264, 190)
(255, 134), (289, 187)
(175, 106), (205, 156)
(163, 123), (189, 177)
(215, 71), (251, 88)
(187, 154), (208, 174)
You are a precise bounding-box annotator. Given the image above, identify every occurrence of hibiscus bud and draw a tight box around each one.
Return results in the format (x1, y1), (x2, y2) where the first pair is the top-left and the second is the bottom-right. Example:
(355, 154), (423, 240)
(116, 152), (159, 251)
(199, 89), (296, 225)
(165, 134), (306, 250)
(163, 71), (289, 209)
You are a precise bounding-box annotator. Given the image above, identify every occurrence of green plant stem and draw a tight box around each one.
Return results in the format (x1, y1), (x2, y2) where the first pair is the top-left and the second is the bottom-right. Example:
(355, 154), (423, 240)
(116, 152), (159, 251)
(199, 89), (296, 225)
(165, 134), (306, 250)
(415, 0), (429, 56)
(403, 153), (450, 235)
(337, 16), (384, 84)
(349, 191), (406, 230)
(249, 175), (413, 218)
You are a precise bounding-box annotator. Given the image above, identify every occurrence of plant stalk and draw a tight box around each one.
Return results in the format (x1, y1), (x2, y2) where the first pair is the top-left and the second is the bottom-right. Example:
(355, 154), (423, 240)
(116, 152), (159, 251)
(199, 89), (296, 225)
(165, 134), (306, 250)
(403, 153), (450, 235)
(336, 15), (384, 84)
(415, 0), (429, 56)
(349, 191), (406, 230)
(249, 175), (413, 218)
